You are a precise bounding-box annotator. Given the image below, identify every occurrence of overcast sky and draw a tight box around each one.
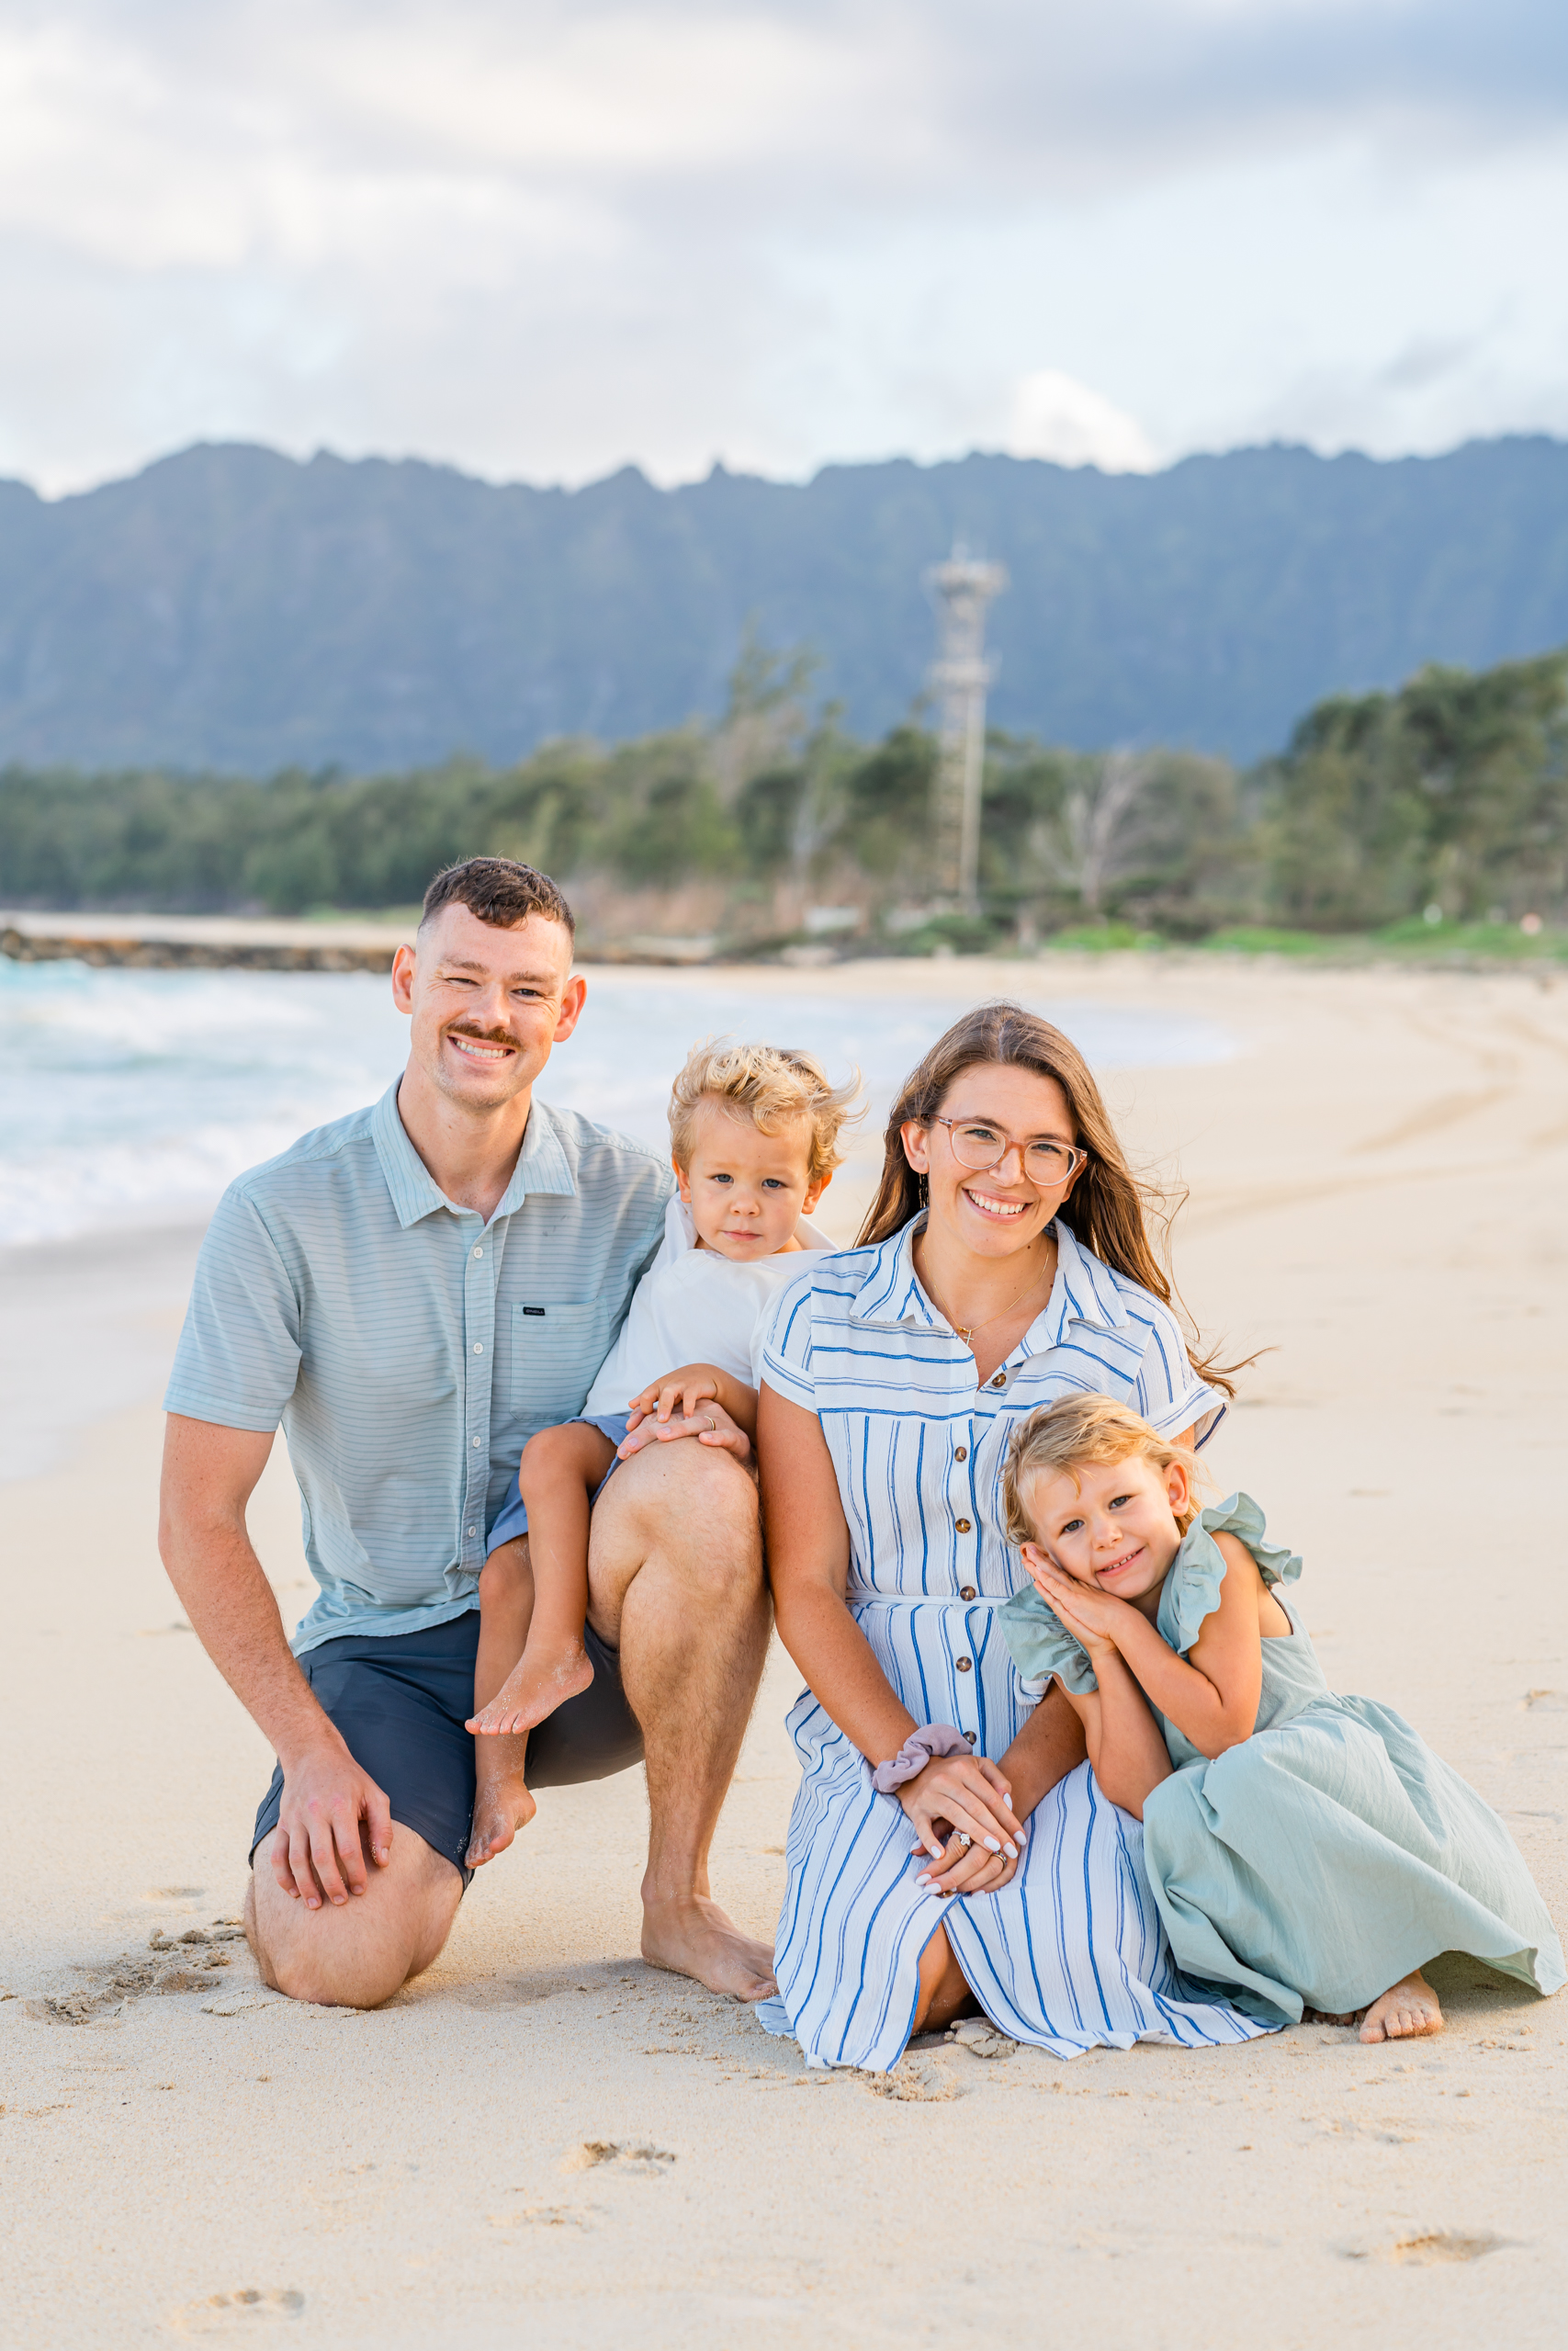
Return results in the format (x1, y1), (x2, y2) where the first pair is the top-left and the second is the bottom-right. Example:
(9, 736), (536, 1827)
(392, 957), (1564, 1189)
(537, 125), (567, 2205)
(2, 0), (1565, 494)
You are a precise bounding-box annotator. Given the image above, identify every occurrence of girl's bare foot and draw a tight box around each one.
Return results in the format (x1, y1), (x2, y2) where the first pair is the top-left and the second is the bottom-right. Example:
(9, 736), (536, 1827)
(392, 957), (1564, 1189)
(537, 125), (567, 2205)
(466, 1764), (536, 1869)
(467, 1639), (594, 1737)
(1359, 1971), (1444, 2043)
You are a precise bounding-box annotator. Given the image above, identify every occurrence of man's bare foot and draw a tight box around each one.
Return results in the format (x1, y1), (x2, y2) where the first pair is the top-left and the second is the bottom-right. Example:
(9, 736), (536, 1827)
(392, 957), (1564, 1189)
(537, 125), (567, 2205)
(466, 1767), (536, 1869)
(1303, 2006), (1358, 2027)
(468, 1639), (594, 1737)
(1359, 1971), (1444, 2043)
(641, 1892), (776, 2002)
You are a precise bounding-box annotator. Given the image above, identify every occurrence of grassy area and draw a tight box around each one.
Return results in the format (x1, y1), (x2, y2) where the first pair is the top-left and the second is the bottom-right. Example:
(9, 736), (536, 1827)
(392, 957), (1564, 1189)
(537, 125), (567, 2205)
(280, 902), (1567, 966)
(1023, 917), (1567, 966)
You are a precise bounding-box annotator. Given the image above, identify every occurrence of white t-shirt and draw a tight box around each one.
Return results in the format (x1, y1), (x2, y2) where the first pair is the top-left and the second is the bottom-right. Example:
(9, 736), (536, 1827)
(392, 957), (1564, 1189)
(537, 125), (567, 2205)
(584, 1193), (835, 1415)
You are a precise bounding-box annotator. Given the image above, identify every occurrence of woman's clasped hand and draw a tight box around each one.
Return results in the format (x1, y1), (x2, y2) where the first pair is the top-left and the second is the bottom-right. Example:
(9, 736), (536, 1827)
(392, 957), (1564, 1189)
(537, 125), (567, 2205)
(899, 1749), (1027, 1895)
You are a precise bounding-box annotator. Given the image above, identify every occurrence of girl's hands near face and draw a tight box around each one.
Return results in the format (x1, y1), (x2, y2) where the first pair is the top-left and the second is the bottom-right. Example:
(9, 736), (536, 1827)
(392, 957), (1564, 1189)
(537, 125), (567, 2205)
(897, 1752), (1025, 1871)
(1022, 1543), (1131, 1656)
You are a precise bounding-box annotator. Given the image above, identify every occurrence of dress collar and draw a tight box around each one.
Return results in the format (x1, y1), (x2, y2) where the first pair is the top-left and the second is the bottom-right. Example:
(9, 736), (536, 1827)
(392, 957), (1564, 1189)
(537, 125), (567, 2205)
(371, 1079), (577, 1230)
(847, 1215), (942, 1328)
(848, 1213), (1131, 1348)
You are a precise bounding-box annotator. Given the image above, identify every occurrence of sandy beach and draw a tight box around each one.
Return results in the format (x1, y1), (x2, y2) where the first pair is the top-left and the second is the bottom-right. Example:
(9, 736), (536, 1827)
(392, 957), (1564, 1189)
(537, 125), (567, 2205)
(3, 951), (1566, 2348)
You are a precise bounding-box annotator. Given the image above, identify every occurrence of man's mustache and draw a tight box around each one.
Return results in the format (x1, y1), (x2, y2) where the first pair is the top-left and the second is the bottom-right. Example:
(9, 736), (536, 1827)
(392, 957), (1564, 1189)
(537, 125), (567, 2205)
(443, 1023), (518, 1050)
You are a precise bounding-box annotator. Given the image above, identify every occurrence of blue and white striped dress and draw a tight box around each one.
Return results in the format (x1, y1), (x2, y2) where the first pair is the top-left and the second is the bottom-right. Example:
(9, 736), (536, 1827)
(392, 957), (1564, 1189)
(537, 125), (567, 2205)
(755, 1214), (1272, 2071)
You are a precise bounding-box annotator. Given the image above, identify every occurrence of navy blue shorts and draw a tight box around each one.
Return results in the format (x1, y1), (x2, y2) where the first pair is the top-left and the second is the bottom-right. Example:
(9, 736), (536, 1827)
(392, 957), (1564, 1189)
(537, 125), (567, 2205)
(249, 1611), (643, 1890)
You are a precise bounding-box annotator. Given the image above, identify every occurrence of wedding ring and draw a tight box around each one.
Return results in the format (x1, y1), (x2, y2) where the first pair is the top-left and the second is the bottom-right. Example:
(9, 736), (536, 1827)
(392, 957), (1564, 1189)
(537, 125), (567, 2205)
(705, 1416), (716, 1432)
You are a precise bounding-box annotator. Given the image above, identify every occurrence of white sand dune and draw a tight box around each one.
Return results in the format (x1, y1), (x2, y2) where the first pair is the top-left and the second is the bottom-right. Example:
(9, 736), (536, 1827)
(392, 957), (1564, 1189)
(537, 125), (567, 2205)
(2, 954), (1566, 2347)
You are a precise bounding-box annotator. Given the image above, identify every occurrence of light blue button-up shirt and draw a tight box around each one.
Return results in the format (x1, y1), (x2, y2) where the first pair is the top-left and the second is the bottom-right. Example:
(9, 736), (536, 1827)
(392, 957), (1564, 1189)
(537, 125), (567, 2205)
(164, 1080), (672, 1653)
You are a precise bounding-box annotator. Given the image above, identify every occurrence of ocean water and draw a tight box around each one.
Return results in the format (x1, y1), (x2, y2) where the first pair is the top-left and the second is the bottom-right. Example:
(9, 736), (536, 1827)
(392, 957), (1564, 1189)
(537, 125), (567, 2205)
(0, 958), (1234, 1249)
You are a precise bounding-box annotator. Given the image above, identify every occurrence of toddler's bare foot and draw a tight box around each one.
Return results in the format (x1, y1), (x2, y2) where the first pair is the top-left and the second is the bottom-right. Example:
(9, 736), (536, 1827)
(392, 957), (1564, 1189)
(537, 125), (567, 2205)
(468, 1638), (594, 1737)
(466, 1761), (536, 1869)
(1359, 1971), (1444, 2043)
(1303, 2006), (1358, 2028)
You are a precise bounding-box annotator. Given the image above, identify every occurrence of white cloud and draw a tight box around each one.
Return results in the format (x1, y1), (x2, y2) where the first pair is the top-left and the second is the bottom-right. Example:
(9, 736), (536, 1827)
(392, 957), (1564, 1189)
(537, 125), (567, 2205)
(0, 1), (1563, 494)
(1006, 371), (1158, 472)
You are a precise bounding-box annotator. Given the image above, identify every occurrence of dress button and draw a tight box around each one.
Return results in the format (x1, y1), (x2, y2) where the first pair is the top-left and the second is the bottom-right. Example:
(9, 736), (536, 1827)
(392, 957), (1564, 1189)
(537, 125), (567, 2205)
(956, 1656), (973, 1674)
(954, 1445), (967, 1463)
(963, 1729), (977, 1745)
(960, 1585), (976, 1600)
(955, 1518), (971, 1533)
(991, 1373), (1006, 1387)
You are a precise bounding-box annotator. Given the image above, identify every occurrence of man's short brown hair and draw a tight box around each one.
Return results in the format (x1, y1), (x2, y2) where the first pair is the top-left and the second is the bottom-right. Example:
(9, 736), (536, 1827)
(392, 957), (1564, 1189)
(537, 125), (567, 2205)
(420, 856), (575, 938)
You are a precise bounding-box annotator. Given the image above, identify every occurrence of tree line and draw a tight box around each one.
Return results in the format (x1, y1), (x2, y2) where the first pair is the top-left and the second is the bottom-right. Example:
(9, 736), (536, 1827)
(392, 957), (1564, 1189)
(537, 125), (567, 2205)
(1, 645), (1563, 944)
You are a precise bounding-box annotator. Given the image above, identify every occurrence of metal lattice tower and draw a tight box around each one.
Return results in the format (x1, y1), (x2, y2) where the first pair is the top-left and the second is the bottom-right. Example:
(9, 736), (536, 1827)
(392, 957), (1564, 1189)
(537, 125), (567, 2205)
(926, 545), (1008, 910)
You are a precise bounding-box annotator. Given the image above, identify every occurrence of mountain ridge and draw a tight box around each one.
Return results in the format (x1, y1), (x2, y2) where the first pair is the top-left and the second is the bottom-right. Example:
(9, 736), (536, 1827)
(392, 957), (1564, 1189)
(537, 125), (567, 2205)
(1, 434), (1565, 773)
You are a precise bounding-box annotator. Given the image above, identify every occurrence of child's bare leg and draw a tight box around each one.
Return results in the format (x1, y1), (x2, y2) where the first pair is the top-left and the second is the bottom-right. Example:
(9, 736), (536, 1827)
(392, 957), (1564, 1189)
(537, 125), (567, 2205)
(1359, 1968), (1444, 2043)
(468, 1422), (616, 1739)
(467, 1537), (537, 1869)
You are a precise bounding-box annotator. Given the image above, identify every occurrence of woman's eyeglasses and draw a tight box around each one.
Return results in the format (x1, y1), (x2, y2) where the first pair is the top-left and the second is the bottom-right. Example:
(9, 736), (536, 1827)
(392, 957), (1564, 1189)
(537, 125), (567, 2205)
(931, 1116), (1085, 1186)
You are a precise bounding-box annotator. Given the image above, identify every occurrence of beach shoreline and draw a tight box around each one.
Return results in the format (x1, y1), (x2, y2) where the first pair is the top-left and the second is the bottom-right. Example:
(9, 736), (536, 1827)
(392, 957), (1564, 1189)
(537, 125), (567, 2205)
(3, 956), (1566, 2346)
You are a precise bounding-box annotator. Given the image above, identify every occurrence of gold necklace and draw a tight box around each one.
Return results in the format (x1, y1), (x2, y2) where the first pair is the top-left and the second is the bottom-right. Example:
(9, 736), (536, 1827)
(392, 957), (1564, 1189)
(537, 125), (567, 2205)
(940, 1247), (1055, 1347)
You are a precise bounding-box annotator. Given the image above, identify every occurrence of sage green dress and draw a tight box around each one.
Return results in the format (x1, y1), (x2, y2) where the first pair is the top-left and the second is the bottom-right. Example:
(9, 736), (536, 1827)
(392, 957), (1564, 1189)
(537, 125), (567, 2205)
(999, 1495), (1566, 2024)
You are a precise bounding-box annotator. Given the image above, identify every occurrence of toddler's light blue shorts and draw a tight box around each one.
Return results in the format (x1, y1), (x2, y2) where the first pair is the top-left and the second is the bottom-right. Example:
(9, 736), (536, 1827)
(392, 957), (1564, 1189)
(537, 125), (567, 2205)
(485, 1413), (631, 1551)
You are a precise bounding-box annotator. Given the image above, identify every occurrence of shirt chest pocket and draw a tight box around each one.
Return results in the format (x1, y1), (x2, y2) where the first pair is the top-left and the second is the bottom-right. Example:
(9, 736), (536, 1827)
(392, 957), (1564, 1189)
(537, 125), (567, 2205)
(511, 1299), (620, 1422)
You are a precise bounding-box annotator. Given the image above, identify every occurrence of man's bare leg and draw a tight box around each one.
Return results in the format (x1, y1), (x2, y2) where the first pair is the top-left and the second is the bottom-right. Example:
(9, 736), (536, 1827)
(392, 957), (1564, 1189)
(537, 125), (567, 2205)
(587, 1437), (774, 2001)
(466, 1537), (538, 1868)
(247, 1823), (462, 2008)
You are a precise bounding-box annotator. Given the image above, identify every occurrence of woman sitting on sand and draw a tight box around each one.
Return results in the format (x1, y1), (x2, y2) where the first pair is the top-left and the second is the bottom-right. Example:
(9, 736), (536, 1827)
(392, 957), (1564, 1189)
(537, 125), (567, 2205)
(753, 1001), (1269, 2072)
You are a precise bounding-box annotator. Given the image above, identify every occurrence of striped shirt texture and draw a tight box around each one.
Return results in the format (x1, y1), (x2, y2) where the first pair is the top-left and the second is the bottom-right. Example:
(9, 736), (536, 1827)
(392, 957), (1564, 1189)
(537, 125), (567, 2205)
(164, 1079), (672, 1654)
(753, 1213), (1269, 2069)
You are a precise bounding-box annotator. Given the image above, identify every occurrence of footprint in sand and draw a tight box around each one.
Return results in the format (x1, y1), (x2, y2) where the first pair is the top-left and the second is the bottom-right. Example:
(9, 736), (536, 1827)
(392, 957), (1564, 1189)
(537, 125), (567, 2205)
(863, 2058), (964, 2103)
(560, 2140), (675, 2176)
(26, 1931), (241, 2023)
(168, 2288), (304, 2333)
(489, 2203), (592, 2230)
(1342, 2231), (1510, 2266)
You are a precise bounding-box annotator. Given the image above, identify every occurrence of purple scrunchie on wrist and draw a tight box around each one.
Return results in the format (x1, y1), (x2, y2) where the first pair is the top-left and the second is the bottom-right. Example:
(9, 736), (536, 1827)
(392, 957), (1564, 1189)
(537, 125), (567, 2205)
(871, 1723), (970, 1795)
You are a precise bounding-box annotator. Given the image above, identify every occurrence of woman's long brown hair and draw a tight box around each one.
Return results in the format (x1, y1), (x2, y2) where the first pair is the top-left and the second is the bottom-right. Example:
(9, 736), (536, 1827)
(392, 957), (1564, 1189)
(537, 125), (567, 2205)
(855, 1000), (1247, 1397)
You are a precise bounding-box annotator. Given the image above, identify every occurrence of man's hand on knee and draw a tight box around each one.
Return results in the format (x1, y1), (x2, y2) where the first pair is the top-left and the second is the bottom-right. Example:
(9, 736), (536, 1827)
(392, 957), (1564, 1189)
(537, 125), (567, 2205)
(274, 1735), (394, 1909)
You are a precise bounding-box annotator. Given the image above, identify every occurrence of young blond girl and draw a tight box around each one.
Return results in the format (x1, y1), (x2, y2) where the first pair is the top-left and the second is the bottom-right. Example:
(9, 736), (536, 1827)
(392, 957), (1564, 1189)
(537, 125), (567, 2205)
(999, 1394), (1564, 2042)
(465, 1040), (858, 1865)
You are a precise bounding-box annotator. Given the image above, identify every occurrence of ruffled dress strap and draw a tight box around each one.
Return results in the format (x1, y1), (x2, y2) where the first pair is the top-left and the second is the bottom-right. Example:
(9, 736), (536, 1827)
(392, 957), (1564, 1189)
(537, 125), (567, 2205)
(1157, 1493), (1300, 1654)
(998, 1584), (1100, 1693)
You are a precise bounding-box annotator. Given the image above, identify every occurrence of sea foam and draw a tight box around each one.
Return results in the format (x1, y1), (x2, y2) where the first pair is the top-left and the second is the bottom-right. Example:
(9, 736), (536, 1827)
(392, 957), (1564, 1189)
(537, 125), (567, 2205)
(0, 959), (1233, 1248)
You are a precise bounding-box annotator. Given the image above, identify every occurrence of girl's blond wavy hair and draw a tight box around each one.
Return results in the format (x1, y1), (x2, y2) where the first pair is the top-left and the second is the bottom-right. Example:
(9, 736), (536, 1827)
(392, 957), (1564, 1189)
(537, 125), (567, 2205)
(1002, 1394), (1204, 1547)
(669, 1038), (862, 1185)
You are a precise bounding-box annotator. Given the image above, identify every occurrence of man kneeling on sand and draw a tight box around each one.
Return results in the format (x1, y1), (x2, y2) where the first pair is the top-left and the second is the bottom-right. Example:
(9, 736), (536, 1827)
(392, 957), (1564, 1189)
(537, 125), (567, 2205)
(158, 856), (775, 2010)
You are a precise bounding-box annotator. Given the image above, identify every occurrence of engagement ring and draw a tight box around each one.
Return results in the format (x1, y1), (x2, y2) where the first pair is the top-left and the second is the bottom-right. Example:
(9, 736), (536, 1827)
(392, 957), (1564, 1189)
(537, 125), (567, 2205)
(956, 1833), (972, 1850)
